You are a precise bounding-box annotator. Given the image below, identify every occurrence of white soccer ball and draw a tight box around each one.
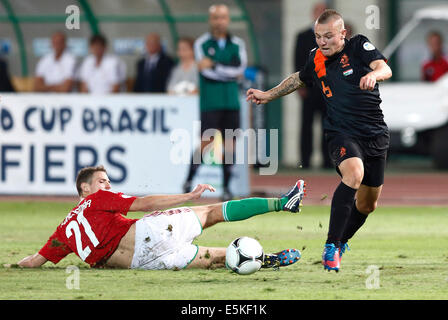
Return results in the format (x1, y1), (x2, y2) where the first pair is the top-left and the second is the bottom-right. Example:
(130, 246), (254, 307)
(225, 236), (264, 275)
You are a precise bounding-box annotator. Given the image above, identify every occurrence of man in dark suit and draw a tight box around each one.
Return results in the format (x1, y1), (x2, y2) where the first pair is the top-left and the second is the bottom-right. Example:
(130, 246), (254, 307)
(133, 33), (174, 93)
(294, 2), (331, 169)
(0, 58), (15, 92)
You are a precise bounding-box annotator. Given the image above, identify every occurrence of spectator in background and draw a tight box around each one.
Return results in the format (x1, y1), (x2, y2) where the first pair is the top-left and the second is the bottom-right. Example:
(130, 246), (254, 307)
(345, 22), (353, 39)
(78, 34), (125, 94)
(422, 31), (448, 82)
(0, 57), (15, 92)
(183, 4), (247, 201)
(167, 37), (198, 95)
(294, 2), (332, 169)
(34, 31), (75, 92)
(133, 33), (174, 93)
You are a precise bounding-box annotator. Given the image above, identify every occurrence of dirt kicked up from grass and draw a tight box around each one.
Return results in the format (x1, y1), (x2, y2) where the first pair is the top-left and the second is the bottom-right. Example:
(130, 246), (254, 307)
(0, 201), (447, 300)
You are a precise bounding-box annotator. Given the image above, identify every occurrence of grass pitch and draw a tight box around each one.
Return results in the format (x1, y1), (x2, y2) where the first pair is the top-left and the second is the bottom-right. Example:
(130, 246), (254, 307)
(0, 201), (447, 300)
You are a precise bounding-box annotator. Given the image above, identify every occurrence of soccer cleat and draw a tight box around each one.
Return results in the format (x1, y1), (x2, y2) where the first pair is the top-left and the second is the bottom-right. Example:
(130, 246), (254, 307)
(261, 249), (301, 270)
(322, 243), (340, 272)
(281, 180), (306, 213)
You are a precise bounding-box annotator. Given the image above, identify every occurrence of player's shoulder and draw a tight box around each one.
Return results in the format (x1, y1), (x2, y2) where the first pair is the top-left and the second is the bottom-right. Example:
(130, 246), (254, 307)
(349, 34), (370, 43)
(298, 47), (318, 74)
(81, 189), (115, 209)
(80, 189), (105, 204)
(91, 189), (134, 200)
(306, 47), (319, 62)
(348, 34), (377, 51)
(90, 189), (117, 198)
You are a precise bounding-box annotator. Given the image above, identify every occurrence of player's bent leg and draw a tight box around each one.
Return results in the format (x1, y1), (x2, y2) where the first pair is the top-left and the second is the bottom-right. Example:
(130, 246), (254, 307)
(186, 246), (226, 269)
(323, 157), (364, 272)
(338, 157), (364, 189)
(339, 184), (383, 262)
(326, 157), (364, 245)
(193, 203), (225, 229)
(192, 181), (306, 230)
(193, 197), (283, 230)
(355, 184), (383, 215)
(341, 153), (386, 247)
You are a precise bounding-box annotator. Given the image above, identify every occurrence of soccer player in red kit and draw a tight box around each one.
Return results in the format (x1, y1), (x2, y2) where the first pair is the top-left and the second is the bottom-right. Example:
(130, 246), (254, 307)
(17, 166), (304, 270)
(247, 10), (392, 272)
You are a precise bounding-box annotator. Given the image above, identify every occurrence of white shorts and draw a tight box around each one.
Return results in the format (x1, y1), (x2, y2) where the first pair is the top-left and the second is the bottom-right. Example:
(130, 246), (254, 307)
(130, 207), (202, 270)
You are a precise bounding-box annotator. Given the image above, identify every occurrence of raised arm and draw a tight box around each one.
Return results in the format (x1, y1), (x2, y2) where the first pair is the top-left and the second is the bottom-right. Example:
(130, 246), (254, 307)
(129, 184), (215, 212)
(246, 71), (306, 105)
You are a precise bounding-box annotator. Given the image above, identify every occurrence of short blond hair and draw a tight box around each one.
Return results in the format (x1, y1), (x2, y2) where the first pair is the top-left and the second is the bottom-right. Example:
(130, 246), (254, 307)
(316, 9), (343, 25)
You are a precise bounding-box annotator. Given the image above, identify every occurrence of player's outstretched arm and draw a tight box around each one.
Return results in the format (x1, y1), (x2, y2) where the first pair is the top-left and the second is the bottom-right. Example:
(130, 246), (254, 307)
(17, 253), (47, 268)
(246, 72), (305, 105)
(360, 59), (392, 90)
(129, 184), (216, 212)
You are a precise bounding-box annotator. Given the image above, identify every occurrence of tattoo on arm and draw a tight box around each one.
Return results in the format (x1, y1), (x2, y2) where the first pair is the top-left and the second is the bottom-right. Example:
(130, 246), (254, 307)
(267, 72), (305, 100)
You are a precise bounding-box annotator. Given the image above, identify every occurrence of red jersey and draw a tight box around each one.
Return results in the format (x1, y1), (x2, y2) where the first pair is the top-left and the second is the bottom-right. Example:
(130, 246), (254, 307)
(39, 189), (137, 268)
(422, 56), (448, 82)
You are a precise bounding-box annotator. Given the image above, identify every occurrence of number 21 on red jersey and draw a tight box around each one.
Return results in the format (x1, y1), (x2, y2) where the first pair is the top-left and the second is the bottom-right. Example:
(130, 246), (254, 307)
(65, 211), (99, 261)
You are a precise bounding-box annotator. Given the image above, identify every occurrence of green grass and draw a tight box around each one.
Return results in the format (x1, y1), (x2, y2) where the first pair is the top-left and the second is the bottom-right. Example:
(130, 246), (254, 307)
(1, 201), (447, 300)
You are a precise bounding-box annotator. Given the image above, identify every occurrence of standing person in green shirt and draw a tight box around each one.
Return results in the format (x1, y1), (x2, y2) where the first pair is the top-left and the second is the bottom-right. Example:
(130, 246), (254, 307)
(183, 4), (248, 201)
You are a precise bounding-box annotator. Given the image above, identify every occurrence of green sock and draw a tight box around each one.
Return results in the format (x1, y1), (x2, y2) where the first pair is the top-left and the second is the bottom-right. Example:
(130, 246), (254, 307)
(222, 197), (287, 222)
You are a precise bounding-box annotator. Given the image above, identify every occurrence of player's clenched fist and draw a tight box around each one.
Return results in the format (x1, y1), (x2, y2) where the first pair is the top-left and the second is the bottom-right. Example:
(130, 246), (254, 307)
(246, 88), (270, 105)
(359, 73), (377, 91)
(189, 184), (216, 199)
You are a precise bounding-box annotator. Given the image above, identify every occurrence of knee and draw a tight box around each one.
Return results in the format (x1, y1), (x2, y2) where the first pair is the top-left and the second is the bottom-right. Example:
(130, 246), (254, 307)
(343, 170), (364, 189)
(356, 201), (377, 215)
(199, 204), (223, 228)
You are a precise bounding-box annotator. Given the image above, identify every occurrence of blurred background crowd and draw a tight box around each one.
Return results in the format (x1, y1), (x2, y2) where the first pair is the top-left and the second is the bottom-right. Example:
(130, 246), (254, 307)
(0, 0), (447, 170)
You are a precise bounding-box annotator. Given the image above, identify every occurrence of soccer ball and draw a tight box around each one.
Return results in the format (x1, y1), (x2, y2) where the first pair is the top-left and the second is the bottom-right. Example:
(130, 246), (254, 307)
(225, 236), (264, 275)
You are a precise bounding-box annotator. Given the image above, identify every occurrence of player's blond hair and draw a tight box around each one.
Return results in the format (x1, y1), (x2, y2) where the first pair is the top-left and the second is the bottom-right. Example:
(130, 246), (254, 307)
(76, 165), (107, 196)
(316, 9), (344, 28)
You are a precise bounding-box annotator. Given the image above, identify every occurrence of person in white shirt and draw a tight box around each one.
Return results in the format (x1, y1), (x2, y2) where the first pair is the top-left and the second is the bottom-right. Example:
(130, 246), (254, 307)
(78, 34), (125, 94)
(34, 31), (76, 92)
